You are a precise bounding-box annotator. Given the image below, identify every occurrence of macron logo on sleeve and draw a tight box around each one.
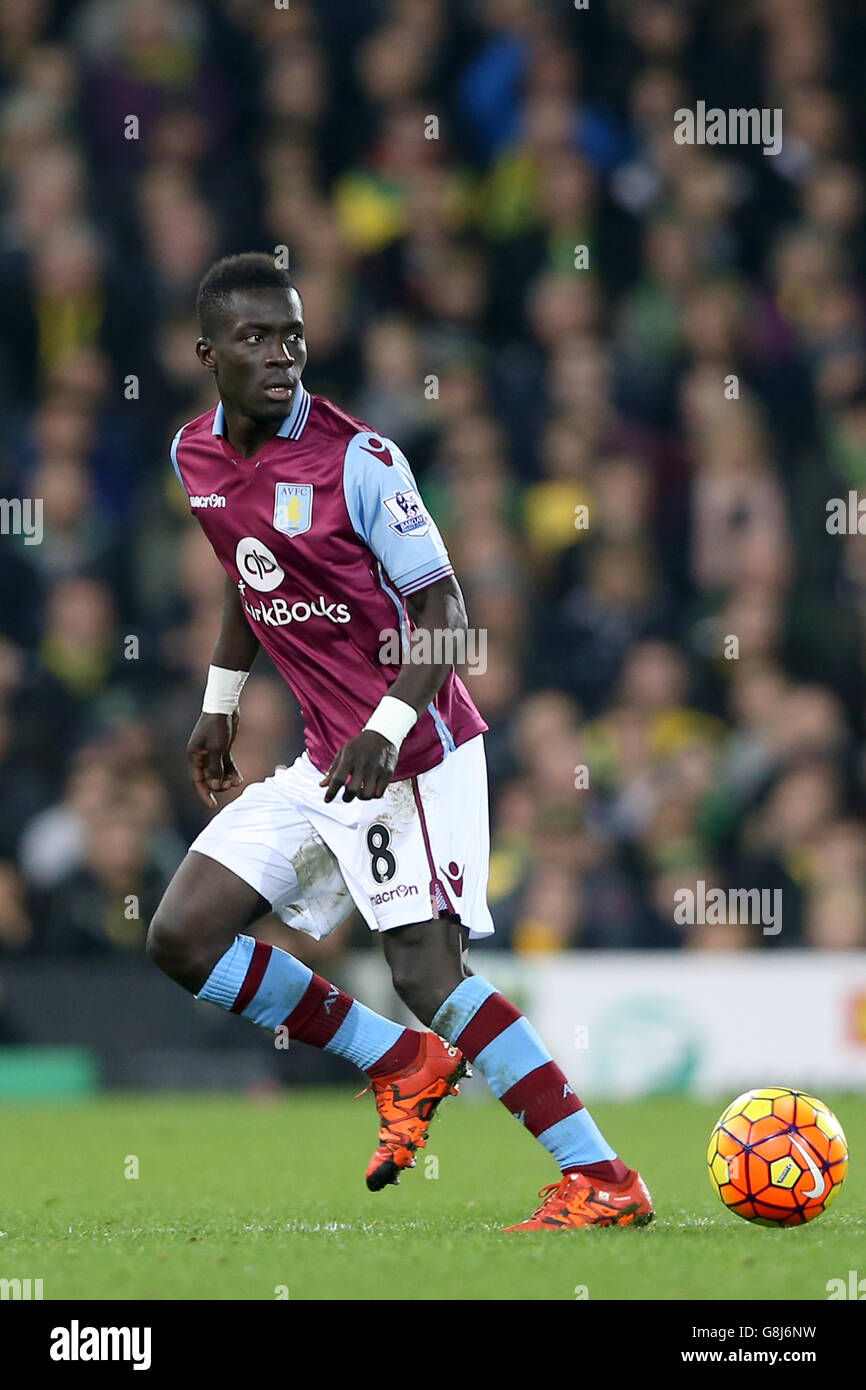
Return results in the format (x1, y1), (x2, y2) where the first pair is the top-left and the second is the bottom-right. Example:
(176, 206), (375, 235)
(190, 493), (226, 508)
(359, 436), (394, 465)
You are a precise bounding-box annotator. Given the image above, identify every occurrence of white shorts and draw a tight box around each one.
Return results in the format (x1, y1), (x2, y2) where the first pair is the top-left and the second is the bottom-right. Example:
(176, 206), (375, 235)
(188, 733), (494, 941)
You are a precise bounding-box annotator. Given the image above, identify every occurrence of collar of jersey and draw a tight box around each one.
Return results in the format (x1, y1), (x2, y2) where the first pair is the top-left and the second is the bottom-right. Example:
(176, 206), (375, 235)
(211, 383), (311, 444)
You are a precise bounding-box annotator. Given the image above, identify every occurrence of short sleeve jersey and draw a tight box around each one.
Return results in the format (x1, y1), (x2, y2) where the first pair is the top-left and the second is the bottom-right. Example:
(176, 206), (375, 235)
(171, 385), (488, 779)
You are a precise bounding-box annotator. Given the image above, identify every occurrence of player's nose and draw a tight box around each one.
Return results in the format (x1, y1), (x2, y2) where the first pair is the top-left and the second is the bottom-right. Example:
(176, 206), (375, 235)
(263, 340), (294, 367)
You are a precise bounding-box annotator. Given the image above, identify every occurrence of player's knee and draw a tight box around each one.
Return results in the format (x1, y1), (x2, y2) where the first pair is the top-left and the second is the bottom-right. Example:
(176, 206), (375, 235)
(146, 903), (212, 989)
(145, 906), (183, 974)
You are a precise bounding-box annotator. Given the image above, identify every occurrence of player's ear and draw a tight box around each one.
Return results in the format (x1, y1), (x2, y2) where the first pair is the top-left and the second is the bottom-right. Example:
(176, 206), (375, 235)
(196, 337), (216, 371)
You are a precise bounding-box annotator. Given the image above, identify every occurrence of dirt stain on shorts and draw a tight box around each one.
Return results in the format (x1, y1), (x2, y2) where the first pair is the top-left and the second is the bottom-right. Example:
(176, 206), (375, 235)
(291, 829), (354, 927)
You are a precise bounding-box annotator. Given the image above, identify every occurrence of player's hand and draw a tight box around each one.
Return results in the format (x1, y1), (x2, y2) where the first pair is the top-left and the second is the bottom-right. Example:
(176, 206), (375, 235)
(187, 712), (244, 809)
(319, 730), (398, 803)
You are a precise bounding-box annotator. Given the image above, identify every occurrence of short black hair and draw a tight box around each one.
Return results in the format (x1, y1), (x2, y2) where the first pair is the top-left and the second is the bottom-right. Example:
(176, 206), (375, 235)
(196, 253), (300, 337)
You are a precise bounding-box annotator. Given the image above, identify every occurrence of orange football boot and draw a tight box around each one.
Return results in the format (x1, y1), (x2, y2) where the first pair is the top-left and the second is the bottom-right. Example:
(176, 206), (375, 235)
(503, 1168), (654, 1231)
(361, 1032), (468, 1191)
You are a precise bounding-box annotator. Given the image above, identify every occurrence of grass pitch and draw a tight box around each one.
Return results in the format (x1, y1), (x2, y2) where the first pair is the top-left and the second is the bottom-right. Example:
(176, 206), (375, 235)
(1, 1090), (862, 1300)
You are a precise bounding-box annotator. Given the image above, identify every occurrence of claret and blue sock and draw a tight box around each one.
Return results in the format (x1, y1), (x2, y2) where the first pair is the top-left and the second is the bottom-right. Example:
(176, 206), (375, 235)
(197, 933), (419, 1078)
(432, 975), (630, 1184)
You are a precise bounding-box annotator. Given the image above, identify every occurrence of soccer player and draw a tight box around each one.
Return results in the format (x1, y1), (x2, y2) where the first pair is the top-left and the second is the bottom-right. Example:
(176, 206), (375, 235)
(146, 253), (653, 1230)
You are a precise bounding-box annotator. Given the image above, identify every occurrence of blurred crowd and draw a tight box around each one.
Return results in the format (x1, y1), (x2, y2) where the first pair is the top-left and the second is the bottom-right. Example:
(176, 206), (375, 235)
(1, 0), (865, 960)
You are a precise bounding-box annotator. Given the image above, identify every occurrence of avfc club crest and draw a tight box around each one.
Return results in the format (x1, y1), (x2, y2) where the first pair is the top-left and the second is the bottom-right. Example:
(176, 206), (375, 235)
(273, 482), (313, 538)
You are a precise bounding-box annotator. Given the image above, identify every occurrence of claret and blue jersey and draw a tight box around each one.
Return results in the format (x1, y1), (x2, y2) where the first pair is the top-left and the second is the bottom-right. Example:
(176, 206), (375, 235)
(171, 383), (487, 780)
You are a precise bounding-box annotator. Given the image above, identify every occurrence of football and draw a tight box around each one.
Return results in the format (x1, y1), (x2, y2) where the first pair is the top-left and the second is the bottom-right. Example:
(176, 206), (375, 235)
(707, 1087), (849, 1226)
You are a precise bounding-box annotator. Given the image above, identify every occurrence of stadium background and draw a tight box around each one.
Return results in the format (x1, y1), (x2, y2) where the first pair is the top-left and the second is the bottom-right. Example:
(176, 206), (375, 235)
(1, 0), (866, 1098)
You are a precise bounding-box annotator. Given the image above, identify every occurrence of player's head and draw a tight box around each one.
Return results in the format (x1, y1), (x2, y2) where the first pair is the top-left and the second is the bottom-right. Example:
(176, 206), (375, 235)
(195, 253), (307, 421)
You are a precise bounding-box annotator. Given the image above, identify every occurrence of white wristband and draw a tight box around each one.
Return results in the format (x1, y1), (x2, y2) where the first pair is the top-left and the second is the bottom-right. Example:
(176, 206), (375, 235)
(363, 695), (418, 751)
(202, 665), (250, 715)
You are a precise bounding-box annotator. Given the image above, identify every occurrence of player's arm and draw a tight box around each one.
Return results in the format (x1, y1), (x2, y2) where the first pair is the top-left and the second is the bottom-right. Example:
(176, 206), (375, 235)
(187, 574), (261, 809)
(390, 573), (468, 709)
(320, 573), (465, 804)
(321, 433), (464, 803)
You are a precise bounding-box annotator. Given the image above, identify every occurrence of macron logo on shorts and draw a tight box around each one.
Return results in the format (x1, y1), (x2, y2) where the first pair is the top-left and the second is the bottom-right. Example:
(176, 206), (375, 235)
(440, 862), (464, 897)
(370, 884), (419, 906)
